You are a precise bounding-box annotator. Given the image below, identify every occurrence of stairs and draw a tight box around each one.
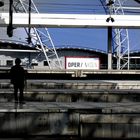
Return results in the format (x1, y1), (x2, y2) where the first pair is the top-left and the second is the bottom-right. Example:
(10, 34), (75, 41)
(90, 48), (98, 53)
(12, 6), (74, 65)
(0, 79), (140, 138)
(0, 80), (140, 102)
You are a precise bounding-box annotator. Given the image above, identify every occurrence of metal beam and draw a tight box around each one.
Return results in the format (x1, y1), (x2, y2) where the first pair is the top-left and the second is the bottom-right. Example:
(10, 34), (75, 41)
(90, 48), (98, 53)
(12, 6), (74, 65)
(0, 49), (39, 52)
(0, 13), (140, 28)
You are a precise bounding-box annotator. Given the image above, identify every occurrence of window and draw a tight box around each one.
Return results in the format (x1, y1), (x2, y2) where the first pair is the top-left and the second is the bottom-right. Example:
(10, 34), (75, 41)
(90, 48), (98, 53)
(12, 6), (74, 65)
(44, 61), (49, 66)
(31, 63), (38, 66)
(6, 60), (13, 66)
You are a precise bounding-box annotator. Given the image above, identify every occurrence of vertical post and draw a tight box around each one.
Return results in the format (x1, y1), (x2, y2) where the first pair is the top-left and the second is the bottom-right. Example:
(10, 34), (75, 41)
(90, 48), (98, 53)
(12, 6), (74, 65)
(27, 0), (31, 44)
(29, 0), (31, 27)
(7, 0), (13, 37)
(108, 27), (112, 70)
(9, 0), (13, 26)
(0, 0), (4, 7)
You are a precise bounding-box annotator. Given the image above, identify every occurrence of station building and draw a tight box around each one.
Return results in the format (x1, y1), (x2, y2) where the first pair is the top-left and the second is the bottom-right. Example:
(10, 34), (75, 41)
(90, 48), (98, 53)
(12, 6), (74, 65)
(0, 42), (108, 70)
(0, 1), (140, 70)
(1, 42), (140, 70)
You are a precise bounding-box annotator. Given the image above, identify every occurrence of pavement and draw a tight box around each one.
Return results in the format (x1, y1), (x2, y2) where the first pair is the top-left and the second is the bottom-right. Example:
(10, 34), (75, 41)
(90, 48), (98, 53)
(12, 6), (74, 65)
(0, 101), (140, 114)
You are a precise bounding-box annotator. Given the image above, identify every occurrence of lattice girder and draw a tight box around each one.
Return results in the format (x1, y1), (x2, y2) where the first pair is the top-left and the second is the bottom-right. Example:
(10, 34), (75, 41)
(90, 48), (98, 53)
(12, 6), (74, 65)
(13, 0), (62, 69)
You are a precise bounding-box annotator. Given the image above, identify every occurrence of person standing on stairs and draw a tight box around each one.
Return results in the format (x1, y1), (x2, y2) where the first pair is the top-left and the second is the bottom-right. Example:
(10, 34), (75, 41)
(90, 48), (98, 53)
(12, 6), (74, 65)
(10, 58), (26, 104)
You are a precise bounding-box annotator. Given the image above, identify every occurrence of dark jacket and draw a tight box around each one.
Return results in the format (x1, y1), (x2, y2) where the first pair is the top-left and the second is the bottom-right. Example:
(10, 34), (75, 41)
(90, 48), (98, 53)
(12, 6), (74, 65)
(10, 65), (25, 87)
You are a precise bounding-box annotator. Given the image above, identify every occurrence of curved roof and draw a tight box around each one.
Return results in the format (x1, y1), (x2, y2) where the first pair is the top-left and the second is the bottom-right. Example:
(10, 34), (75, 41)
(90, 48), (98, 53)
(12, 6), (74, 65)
(56, 45), (107, 55)
(130, 49), (140, 54)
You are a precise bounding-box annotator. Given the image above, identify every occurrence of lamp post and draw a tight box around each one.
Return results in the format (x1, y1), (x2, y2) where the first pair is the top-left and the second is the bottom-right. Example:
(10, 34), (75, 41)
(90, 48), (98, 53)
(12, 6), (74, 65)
(7, 0), (13, 37)
(106, 0), (114, 70)
(28, 0), (31, 44)
(106, 0), (115, 23)
(108, 27), (112, 70)
(26, 0), (31, 44)
(0, 0), (4, 7)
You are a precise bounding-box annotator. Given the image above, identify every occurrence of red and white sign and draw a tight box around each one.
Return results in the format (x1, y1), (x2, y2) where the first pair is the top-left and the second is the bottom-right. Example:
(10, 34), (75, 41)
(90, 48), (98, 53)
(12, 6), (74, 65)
(66, 57), (100, 70)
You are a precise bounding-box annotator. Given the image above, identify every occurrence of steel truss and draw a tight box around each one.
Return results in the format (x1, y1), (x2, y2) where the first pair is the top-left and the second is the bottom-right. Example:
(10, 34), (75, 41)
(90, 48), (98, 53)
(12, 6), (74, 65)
(13, 0), (62, 69)
(112, 0), (130, 70)
(101, 0), (130, 70)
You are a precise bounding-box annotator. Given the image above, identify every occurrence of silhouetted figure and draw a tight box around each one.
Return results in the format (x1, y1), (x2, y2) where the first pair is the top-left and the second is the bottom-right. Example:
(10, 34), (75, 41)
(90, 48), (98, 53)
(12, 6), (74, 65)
(10, 58), (25, 104)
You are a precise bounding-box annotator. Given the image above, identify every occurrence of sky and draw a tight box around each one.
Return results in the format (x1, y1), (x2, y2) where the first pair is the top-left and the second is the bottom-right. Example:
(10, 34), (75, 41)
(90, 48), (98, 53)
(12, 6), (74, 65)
(19, 0), (140, 53)
(49, 28), (107, 52)
(35, 0), (108, 52)
(35, 0), (140, 53)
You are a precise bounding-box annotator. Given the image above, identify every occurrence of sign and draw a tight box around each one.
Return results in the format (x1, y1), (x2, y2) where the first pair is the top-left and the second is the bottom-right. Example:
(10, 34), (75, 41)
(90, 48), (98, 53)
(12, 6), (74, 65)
(66, 57), (99, 70)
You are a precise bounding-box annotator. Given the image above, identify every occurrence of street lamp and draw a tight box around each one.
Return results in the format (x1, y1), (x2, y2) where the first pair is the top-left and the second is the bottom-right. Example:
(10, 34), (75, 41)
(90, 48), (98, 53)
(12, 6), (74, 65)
(106, 0), (115, 23)
(0, 1), (4, 7)
(106, 0), (114, 6)
(106, 16), (115, 22)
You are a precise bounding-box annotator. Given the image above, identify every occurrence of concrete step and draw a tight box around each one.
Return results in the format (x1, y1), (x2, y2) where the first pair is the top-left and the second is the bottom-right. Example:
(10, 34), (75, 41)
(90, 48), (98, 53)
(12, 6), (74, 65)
(1, 80), (140, 90)
(0, 101), (140, 139)
(0, 88), (140, 102)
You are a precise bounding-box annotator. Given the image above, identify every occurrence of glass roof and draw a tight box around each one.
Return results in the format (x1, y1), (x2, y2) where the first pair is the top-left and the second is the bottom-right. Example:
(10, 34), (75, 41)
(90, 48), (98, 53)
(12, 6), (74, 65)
(33, 0), (140, 15)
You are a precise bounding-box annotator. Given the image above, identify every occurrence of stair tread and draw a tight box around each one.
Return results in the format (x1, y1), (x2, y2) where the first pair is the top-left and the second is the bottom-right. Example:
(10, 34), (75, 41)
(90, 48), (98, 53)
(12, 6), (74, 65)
(0, 101), (139, 113)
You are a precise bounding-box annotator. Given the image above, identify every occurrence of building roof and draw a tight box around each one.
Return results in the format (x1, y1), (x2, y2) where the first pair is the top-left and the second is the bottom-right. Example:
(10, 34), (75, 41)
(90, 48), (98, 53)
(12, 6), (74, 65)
(0, 42), (39, 52)
(56, 45), (107, 55)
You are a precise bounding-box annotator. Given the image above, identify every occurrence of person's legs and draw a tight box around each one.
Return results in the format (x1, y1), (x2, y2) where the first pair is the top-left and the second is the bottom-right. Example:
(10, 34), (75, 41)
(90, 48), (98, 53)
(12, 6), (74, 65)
(19, 86), (24, 103)
(14, 85), (18, 102)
